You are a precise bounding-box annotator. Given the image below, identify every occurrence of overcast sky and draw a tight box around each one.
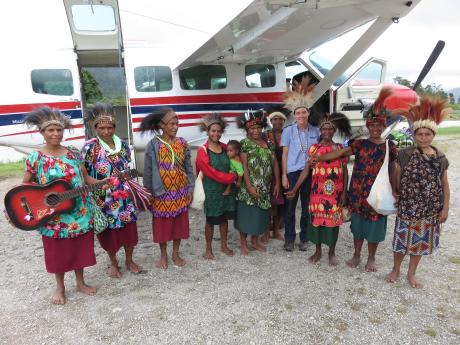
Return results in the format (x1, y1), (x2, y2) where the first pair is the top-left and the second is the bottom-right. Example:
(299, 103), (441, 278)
(315, 0), (459, 90)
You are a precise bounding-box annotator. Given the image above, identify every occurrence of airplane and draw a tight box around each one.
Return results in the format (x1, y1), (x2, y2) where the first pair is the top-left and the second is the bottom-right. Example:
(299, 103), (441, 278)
(0, 0), (420, 172)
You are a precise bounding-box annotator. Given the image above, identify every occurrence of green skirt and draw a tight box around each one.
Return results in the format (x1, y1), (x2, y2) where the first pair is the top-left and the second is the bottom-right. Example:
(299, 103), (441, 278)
(308, 222), (339, 246)
(350, 213), (387, 243)
(235, 201), (269, 235)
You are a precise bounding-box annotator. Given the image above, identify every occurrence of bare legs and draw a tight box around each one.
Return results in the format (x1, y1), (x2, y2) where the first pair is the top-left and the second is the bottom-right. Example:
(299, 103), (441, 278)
(385, 252), (423, 288)
(346, 239), (379, 272)
(204, 222), (235, 260)
(106, 246), (141, 278)
(51, 269), (96, 305)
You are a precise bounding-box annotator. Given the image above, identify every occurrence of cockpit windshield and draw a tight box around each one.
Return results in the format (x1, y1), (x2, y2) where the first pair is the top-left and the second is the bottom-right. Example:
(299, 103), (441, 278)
(308, 51), (350, 87)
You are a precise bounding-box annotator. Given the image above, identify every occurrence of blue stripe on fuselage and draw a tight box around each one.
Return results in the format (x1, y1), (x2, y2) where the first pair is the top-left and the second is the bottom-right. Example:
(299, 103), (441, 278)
(0, 109), (83, 126)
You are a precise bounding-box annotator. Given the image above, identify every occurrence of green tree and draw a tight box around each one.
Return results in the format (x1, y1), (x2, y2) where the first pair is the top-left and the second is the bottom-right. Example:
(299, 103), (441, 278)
(393, 76), (448, 100)
(448, 92), (455, 104)
(81, 70), (103, 103)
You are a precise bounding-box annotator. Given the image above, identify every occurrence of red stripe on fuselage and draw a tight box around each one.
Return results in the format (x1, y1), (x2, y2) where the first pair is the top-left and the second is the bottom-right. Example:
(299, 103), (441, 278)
(130, 92), (283, 106)
(0, 101), (81, 115)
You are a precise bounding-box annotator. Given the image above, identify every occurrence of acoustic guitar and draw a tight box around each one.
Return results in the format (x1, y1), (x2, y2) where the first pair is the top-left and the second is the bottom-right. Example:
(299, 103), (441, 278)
(4, 169), (137, 231)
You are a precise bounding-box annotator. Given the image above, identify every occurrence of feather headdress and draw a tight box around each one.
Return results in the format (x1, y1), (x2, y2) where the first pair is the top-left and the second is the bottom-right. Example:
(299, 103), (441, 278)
(84, 103), (116, 128)
(397, 96), (451, 134)
(319, 112), (352, 138)
(200, 113), (227, 132)
(363, 86), (394, 125)
(237, 109), (267, 129)
(23, 107), (72, 130)
(283, 77), (315, 112)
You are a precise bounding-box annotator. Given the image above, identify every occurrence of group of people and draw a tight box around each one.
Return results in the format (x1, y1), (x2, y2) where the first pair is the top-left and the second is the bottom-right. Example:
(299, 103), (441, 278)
(18, 82), (450, 305)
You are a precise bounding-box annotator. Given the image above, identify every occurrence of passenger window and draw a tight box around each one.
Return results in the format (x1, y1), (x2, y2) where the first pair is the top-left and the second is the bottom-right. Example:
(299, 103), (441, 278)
(351, 61), (383, 86)
(31, 69), (74, 96)
(245, 64), (275, 88)
(134, 66), (173, 92)
(179, 65), (226, 90)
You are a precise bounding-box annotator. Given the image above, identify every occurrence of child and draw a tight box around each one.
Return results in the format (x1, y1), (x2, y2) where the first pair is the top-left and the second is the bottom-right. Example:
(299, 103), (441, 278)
(223, 140), (243, 195)
(285, 113), (351, 265)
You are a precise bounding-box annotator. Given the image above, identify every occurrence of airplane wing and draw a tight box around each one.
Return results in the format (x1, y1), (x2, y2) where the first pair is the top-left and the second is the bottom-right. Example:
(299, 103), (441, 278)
(176, 0), (422, 69)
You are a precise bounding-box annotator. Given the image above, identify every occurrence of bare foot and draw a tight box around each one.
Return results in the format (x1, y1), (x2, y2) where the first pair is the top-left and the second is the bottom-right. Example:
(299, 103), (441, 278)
(126, 261), (143, 274)
(203, 251), (216, 260)
(155, 256), (168, 269)
(308, 252), (321, 264)
(407, 274), (423, 289)
(240, 246), (249, 256)
(385, 269), (400, 283)
(250, 241), (266, 252)
(77, 283), (97, 296)
(328, 254), (338, 266)
(365, 258), (377, 272)
(260, 233), (269, 245)
(272, 231), (284, 241)
(108, 264), (122, 278)
(346, 256), (361, 268)
(51, 287), (66, 305)
(221, 246), (235, 257)
(172, 255), (186, 267)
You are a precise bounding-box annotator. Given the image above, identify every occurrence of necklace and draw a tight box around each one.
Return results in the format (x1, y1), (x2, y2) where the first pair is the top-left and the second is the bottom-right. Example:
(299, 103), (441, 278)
(296, 125), (309, 153)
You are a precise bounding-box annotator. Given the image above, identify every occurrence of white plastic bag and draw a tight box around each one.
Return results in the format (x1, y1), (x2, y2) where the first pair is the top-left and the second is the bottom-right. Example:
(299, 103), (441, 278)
(366, 140), (397, 215)
(190, 171), (205, 210)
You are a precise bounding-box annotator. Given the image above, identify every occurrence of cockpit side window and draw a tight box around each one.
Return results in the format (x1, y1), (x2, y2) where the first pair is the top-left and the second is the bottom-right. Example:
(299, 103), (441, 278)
(134, 66), (173, 92)
(179, 65), (227, 90)
(245, 64), (276, 88)
(31, 69), (74, 96)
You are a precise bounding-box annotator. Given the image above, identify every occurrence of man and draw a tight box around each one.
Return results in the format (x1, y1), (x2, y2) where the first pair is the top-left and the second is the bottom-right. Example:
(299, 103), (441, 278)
(281, 105), (320, 251)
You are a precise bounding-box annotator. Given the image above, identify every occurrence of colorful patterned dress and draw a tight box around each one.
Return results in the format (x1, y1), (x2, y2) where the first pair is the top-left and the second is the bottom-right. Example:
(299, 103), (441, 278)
(235, 138), (274, 235)
(307, 143), (346, 246)
(347, 139), (397, 243)
(392, 147), (449, 255)
(25, 147), (95, 273)
(82, 138), (138, 253)
(150, 137), (191, 243)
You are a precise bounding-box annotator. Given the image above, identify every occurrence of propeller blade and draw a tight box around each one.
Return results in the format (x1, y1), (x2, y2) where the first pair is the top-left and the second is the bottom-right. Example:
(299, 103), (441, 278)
(412, 40), (445, 91)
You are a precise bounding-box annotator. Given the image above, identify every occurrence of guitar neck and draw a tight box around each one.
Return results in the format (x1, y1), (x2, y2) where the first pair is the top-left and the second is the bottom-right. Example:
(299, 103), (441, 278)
(61, 180), (106, 201)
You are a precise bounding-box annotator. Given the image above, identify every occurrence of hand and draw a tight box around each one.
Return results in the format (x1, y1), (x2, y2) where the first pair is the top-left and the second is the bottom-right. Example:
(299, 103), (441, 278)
(308, 155), (318, 166)
(284, 189), (296, 200)
(247, 185), (259, 198)
(282, 174), (289, 190)
(235, 181), (241, 189)
(439, 207), (448, 223)
(273, 182), (280, 199)
(392, 192), (400, 207)
(338, 193), (347, 207)
(187, 192), (193, 205)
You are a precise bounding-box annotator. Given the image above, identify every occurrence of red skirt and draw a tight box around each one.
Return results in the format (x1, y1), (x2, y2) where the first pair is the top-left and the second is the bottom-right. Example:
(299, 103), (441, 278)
(97, 222), (138, 254)
(152, 211), (189, 244)
(42, 230), (96, 274)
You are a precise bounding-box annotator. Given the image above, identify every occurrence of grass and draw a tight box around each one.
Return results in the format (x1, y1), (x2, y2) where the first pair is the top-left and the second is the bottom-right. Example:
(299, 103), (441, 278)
(436, 127), (460, 136)
(0, 159), (25, 179)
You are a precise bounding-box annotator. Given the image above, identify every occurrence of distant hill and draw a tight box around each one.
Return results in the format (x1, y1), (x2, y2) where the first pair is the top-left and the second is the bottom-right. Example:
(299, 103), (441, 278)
(449, 87), (460, 102)
(84, 67), (126, 98)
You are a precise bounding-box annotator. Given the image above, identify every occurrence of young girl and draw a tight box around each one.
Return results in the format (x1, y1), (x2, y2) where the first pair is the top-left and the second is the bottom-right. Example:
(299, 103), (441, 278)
(286, 113), (351, 265)
(196, 114), (237, 259)
(141, 108), (194, 269)
(22, 107), (103, 305)
(314, 88), (397, 272)
(223, 140), (243, 195)
(386, 97), (450, 288)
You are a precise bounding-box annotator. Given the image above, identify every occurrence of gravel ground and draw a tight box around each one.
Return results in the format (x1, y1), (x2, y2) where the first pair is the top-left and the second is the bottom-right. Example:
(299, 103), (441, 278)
(0, 138), (459, 345)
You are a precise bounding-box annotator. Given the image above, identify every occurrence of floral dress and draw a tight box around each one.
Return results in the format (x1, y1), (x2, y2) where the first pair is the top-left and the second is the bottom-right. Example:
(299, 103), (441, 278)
(237, 138), (274, 210)
(308, 143), (346, 227)
(25, 147), (93, 238)
(392, 147), (449, 255)
(347, 139), (397, 221)
(82, 138), (136, 229)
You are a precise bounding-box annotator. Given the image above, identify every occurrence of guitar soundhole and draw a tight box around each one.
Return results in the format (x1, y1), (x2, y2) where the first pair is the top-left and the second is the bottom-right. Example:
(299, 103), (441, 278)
(46, 194), (60, 206)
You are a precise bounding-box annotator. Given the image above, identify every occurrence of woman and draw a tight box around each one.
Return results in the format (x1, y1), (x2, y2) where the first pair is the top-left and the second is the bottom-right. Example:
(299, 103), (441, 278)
(142, 108), (194, 269)
(286, 113), (351, 265)
(314, 88), (397, 272)
(262, 109), (287, 242)
(82, 103), (142, 278)
(195, 113), (237, 260)
(22, 107), (102, 305)
(386, 97), (450, 288)
(235, 110), (280, 255)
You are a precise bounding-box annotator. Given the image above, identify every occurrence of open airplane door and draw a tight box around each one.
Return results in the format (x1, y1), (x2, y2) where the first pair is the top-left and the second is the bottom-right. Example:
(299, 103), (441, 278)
(334, 58), (387, 127)
(62, 0), (133, 145)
